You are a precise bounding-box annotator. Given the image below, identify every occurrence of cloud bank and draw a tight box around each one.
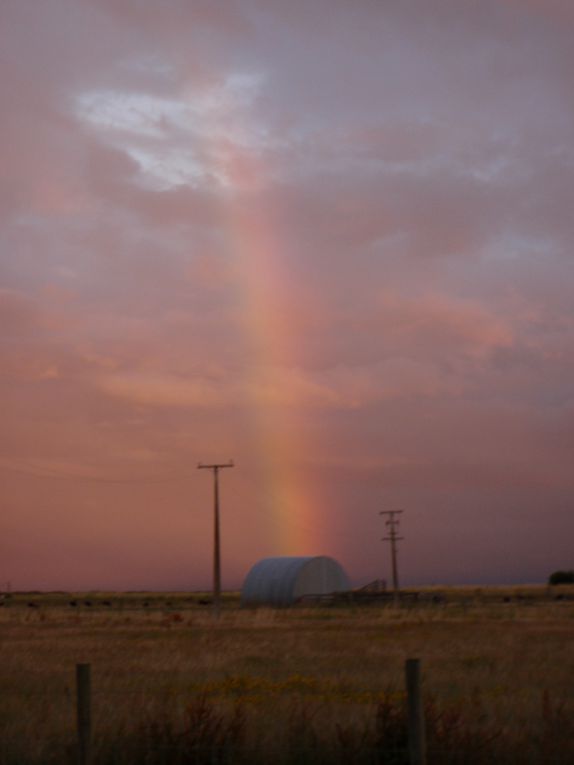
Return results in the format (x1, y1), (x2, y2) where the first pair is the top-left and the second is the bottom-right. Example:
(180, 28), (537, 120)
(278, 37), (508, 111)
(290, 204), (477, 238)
(1, 0), (573, 589)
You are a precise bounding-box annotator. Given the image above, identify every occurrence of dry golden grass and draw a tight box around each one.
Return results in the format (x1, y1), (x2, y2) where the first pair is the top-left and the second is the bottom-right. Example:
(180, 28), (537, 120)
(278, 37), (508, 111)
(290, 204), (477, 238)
(1, 588), (574, 763)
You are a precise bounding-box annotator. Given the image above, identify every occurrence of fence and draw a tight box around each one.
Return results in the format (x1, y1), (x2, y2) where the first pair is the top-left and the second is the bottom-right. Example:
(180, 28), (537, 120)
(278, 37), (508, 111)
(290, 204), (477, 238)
(1, 657), (572, 765)
(68, 659), (426, 765)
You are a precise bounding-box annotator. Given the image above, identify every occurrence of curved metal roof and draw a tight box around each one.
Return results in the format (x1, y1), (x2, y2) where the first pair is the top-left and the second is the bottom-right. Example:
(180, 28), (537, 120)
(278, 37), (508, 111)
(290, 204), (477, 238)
(241, 555), (350, 606)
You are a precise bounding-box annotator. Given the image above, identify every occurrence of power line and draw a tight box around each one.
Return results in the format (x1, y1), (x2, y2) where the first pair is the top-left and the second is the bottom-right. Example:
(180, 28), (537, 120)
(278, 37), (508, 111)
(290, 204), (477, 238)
(380, 509), (404, 604)
(197, 460), (234, 619)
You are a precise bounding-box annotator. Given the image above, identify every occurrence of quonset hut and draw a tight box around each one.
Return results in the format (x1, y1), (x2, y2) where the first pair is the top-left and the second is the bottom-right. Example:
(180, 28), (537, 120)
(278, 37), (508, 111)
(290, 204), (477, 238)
(241, 556), (350, 607)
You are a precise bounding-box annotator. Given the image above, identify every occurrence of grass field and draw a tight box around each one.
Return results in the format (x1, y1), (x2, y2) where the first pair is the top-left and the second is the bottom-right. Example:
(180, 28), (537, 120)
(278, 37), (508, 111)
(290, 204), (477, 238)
(1, 587), (574, 764)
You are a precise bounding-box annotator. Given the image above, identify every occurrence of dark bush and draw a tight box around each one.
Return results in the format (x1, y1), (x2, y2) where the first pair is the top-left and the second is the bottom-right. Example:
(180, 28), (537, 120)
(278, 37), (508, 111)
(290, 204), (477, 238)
(548, 570), (574, 585)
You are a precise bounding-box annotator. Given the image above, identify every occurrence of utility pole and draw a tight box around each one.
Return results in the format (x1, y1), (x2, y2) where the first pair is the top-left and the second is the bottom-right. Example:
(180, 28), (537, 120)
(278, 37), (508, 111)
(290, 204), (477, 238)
(198, 460), (234, 618)
(380, 509), (404, 604)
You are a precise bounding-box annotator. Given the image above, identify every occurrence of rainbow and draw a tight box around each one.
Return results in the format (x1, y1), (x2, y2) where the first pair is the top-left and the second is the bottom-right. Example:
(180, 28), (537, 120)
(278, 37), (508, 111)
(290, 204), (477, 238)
(220, 148), (323, 555)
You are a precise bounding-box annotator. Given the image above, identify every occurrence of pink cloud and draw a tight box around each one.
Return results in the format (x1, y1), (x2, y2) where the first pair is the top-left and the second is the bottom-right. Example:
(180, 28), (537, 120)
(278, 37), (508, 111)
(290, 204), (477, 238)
(0, 289), (41, 334)
(97, 371), (228, 408)
(374, 292), (515, 359)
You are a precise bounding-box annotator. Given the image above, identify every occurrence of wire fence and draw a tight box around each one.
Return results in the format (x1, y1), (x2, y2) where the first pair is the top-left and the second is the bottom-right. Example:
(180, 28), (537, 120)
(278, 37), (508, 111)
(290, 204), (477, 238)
(2, 660), (573, 765)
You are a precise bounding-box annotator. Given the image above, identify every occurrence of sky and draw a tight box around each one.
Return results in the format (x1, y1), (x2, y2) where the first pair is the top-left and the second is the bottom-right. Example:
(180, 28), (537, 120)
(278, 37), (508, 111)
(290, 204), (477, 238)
(1, 0), (574, 591)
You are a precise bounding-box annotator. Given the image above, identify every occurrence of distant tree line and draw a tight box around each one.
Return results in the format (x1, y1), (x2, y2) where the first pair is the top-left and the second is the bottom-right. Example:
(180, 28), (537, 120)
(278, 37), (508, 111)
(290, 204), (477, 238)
(548, 570), (574, 585)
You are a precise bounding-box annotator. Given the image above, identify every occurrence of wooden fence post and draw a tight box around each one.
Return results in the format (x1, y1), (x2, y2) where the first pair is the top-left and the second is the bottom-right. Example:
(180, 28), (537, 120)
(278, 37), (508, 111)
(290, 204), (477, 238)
(405, 658), (426, 765)
(76, 663), (91, 765)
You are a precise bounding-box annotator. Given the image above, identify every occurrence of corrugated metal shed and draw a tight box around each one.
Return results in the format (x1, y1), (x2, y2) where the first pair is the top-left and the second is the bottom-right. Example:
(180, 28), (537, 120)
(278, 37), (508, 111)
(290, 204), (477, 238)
(241, 556), (350, 607)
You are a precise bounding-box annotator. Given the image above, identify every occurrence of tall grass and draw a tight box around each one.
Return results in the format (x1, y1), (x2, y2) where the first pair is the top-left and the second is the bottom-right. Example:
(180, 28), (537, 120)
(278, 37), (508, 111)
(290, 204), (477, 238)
(1, 591), (574, 763)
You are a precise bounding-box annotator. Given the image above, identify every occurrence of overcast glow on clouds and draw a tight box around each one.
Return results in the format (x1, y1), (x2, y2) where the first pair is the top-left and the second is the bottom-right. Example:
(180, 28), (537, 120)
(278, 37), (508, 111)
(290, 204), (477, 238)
(1, 0), (574, 589)
(76, 71), (270, 190)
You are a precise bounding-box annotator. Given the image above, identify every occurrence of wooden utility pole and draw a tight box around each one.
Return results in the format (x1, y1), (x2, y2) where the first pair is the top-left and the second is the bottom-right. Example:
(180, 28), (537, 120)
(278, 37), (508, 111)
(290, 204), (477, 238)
(380, 509), (404, 604)
(198, 461), (234, 618)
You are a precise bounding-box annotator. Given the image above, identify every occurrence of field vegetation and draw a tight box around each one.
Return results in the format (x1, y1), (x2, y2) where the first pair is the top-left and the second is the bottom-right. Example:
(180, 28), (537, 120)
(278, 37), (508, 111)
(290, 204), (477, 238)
(1, 586), (574, 763)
